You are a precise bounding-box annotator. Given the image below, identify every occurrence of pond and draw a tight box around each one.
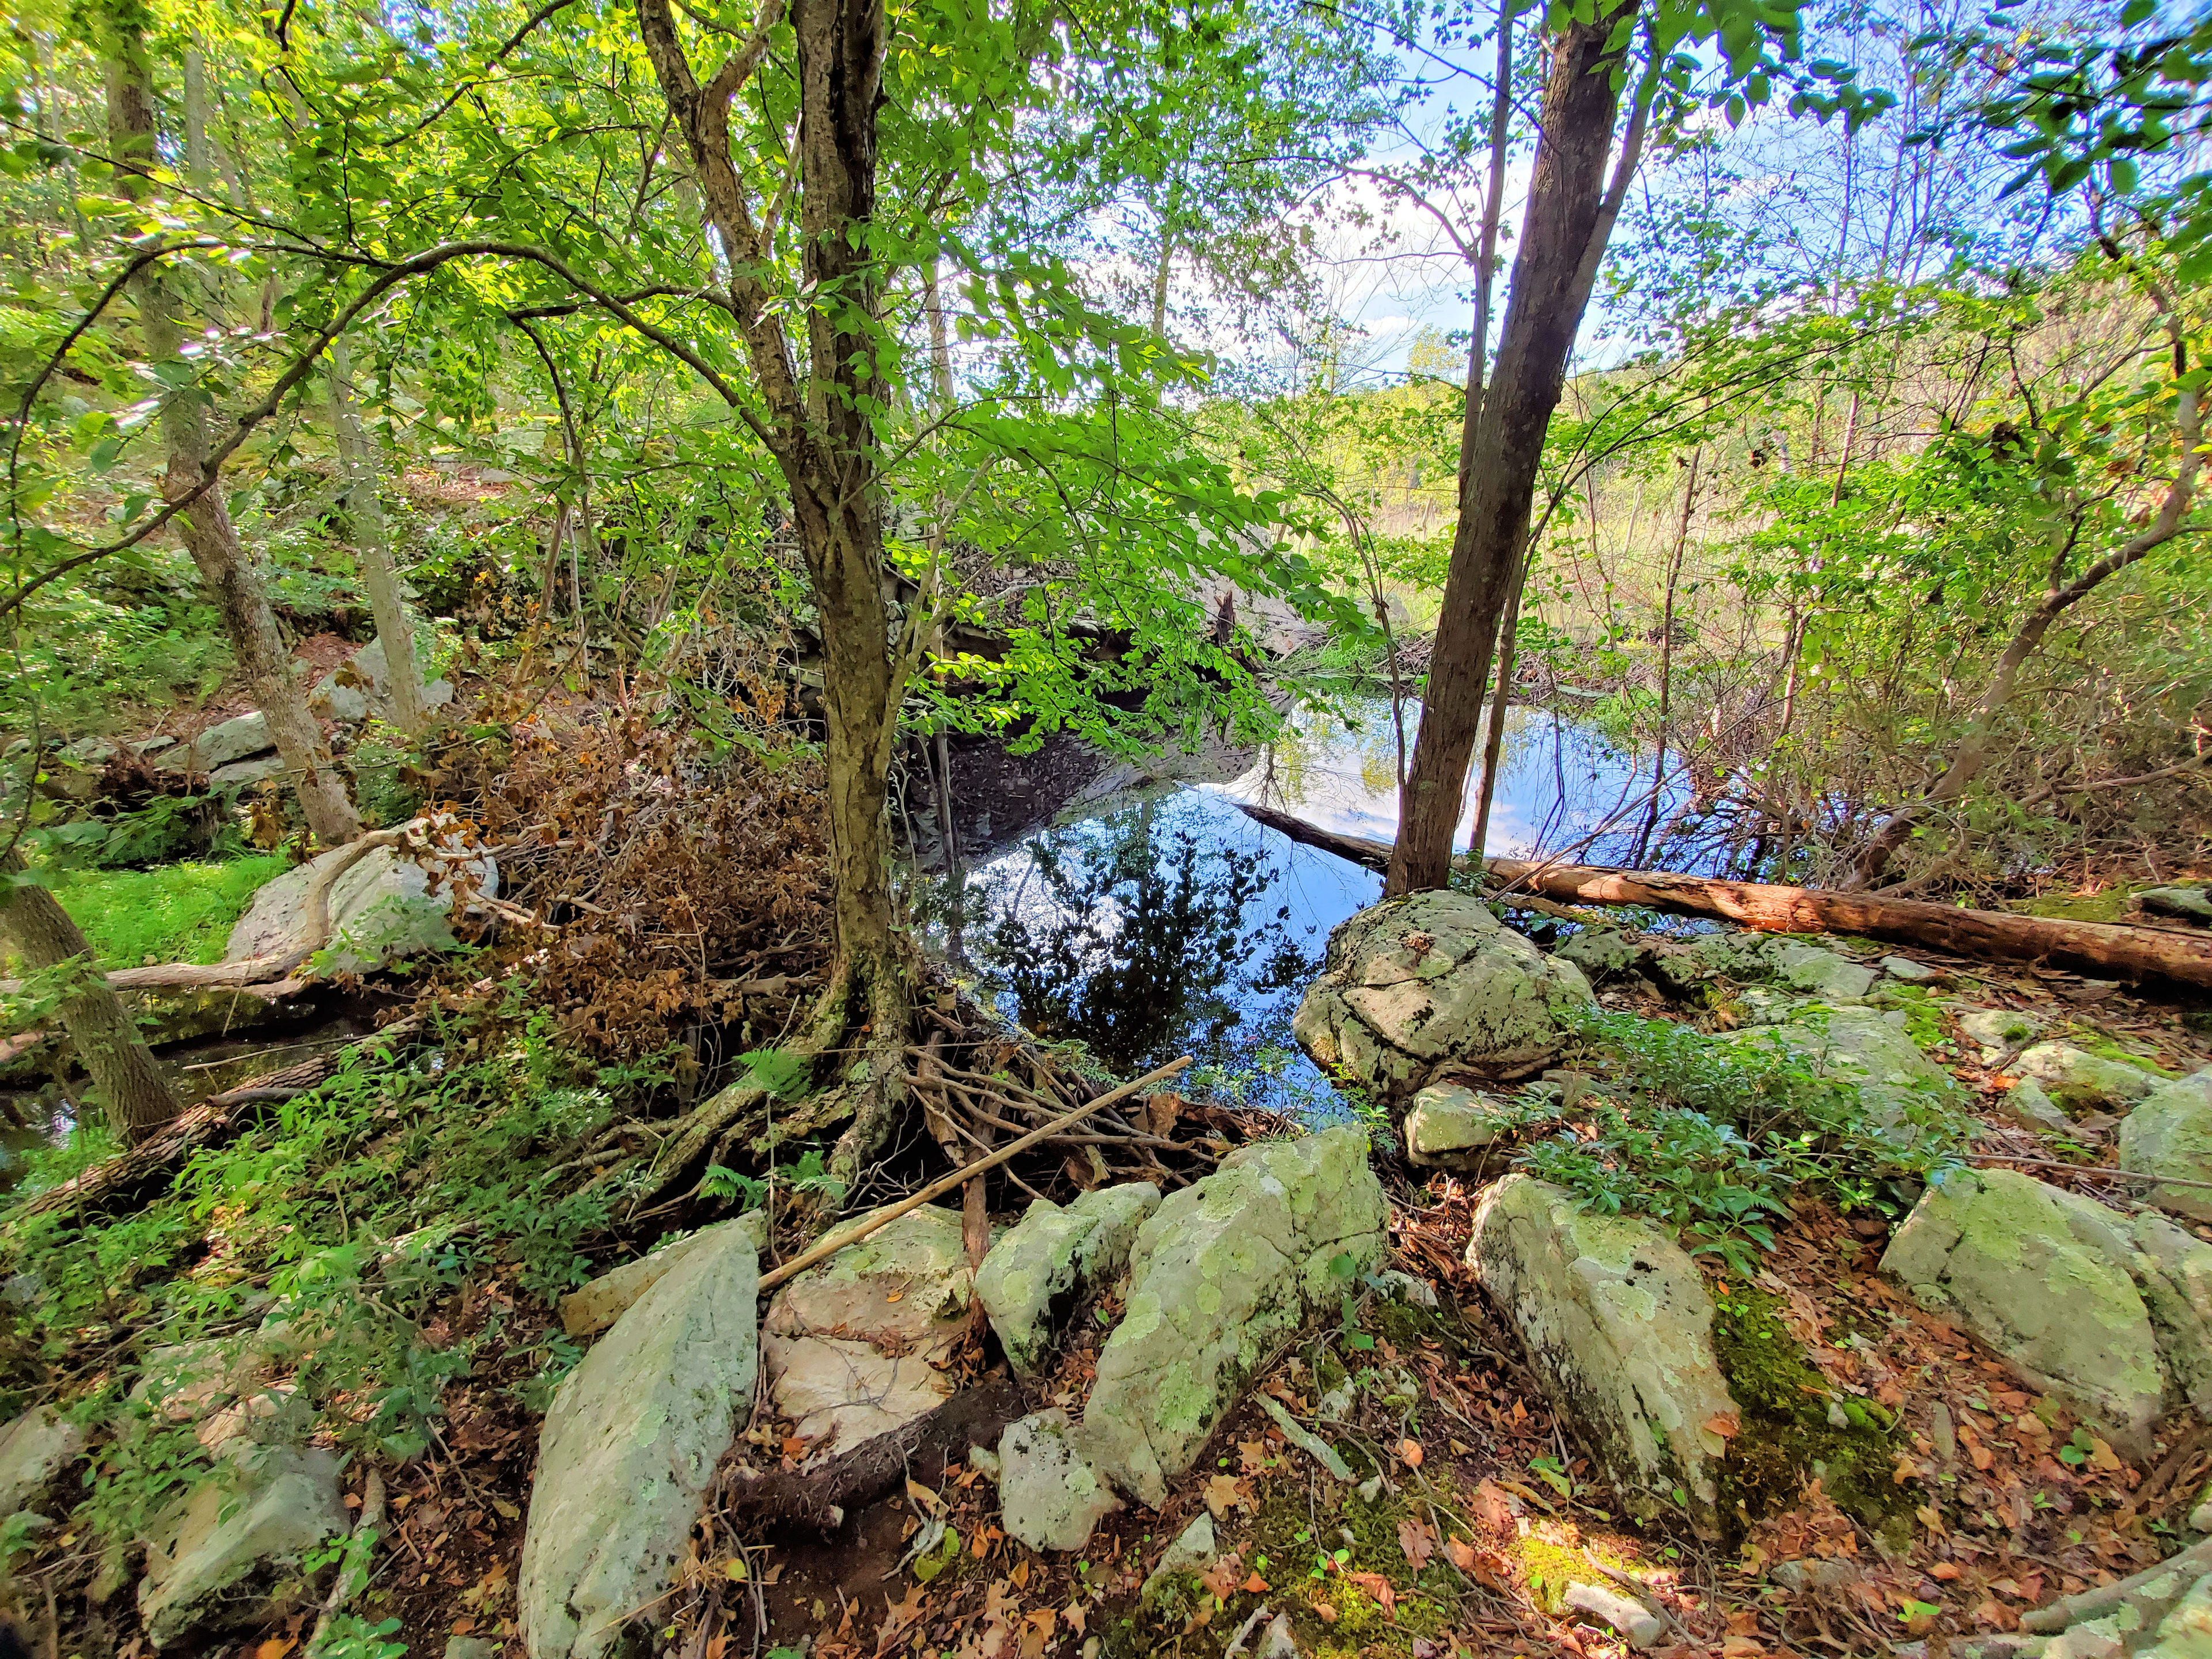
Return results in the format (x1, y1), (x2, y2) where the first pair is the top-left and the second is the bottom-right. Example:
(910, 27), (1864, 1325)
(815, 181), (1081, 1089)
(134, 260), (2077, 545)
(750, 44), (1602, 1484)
(923, 694), (1672, 1116)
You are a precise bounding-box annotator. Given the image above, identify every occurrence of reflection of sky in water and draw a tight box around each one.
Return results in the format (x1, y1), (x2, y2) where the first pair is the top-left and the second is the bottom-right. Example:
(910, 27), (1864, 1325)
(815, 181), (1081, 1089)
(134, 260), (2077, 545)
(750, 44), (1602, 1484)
(948, 696), (1662, 1118)
(1219, 694), (1675, 861)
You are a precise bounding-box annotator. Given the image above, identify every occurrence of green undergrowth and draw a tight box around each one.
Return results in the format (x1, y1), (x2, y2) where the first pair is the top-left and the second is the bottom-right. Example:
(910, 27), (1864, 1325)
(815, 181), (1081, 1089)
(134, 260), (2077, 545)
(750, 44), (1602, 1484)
(0, 1000), (666, 1558)
(1868, 983), (1946, 1051)
(35, 853), (291, 968)
(1710, 1286), (1904, 1541)
(1497, 1009), (1966, 1275)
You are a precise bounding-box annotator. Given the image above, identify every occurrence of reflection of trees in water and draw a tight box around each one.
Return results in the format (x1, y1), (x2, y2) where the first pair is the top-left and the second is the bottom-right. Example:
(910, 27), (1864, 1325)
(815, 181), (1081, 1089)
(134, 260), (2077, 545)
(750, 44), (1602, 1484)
(973, 800), (1317, 1077)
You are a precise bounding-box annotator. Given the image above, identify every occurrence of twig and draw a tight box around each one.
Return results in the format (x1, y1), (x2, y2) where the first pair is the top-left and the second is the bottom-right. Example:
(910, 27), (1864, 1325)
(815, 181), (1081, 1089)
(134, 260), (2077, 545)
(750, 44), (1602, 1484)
(308, 1467), (386, 1652)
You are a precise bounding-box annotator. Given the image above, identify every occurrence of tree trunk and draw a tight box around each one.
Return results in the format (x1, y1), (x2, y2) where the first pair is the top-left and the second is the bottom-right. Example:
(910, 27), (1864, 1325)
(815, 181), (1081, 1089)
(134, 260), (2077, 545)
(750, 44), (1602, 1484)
(1467, 554), (1527, 857)
(328, 338), (430, 735)
(103, 19), (362, 846)
(1385, 5), (1635, 897)
(1239, 801), (2212, 992)
(0, 851), (183, 1143)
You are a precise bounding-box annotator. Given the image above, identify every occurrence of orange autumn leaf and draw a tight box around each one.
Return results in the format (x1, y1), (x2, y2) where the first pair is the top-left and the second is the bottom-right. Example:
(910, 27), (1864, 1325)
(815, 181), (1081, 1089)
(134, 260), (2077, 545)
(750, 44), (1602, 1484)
(1399, 1437), (1425, 1468)
(1310, 1600), (1339, 1624)
(255, 1641), (296, 1659)
(1242, 1572), (1271, 1594)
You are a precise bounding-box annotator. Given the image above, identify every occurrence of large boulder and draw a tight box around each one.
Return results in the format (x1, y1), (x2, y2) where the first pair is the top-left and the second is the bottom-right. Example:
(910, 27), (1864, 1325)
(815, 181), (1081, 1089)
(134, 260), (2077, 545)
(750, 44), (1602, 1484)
(1293, 892), (1594, 1094)
(0, 1407), (84, 1520)
(1723, 1003), (1952, 1128)
(559, 1213), (768, 1339)
(138, 1441), (347, 1646)
(309, 636), (454, 727)
(2141, 885), (2212, 927)
(520, 1221), (759, 1659)
(1466, 1175), (1737, 1536)
(762, 1204), (972, 1452)
(2121, 1070), (2212, 1222)
(1879, 1169), (2212, 1460)
(1654, 933), (1875, 1002)
(976, 1184), (1160, 1380)
(155, 711), (272, 775)
(2016, 1043), (2158, 1111)
(1084, 1127), (1387, 1505)
(225, 828), (497, 974)
(998, 1411), (1120, 1553)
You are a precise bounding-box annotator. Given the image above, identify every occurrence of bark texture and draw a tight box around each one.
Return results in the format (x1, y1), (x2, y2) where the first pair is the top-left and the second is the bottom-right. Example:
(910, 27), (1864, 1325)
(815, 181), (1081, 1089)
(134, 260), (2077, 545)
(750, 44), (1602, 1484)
(328, 338), (430, 735)
(0, 853), (184, 1143)
(1387, 6), (1635, 897)
(104, 20), (360, 844)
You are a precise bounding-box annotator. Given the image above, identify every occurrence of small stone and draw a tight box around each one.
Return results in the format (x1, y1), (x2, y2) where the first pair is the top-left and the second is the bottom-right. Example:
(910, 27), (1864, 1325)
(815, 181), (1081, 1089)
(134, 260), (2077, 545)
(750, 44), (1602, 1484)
(2190, 1480), (2212, 1534)
(1770, 1558), (1862, 1591)
(968, 1446), (1001, 1485)
(2119, 1069), (2212, 1222)
(1958, 1006), (2043, 1060)
(0, 1407), (85, 1520)
(1999, 1078), (2077, 1135)
(155, 711), (271, 774)
(1555, 929), (1649, 980)
(1882, 957), (1939, 982)
(2015, 1043), (2157, 1111)
(209, 754), (286, 791)
(998, 1411), (1118, 1554)
(1374, 1269), (1438, 1309)
(1563, 1582), (1667, 1649)
(1140, 1513), (1216, 1608)
(1403, 1082), (1511, 1169)
(225, 825), (498, 975)
(975, 1183), (1160, 1379)
(2045, 1622), (2124, 1659)
(138, 1442), (347, 1645)
(1356, 1476), (1384, 1502)
(1930, 1402), (1957, 1463)
(444, 1639), (498, 1659)
(2141, 887), (2212, 927)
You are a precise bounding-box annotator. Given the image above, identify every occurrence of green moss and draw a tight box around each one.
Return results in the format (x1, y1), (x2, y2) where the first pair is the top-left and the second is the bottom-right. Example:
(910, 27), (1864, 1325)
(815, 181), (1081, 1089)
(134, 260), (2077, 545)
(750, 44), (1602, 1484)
(2065, 1027), (2176, 1078)
(2007, 888), (2135, 924)
(1870, 984), (1946, 1052)
(1505, 1524), (1646, 1615)
(25, 855), (292, 968)
(1233, 1472), (1453, 1659)
(1711, 1287), (1902, 1536)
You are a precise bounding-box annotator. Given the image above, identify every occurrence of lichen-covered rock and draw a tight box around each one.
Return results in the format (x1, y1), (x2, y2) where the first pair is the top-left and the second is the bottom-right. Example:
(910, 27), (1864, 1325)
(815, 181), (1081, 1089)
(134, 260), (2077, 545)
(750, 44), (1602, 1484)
(998, 1411), (1119, 1552)
(1998, 1078), (2077, 1135)
(0, 1407), (83, 1519)
(139, 1442), (346, 1646)
(2142, 886), (2212, 927)
(559, 1213), (768, 1338)
(976, 1184), (1160, 1379)
(1724, 1003), (1952, 1129)
(225, 828), (498, 974)
(1141, 1513), (1217, 1608)
(1465, 1175), (1737, 1536)
(1958, 1006), (2043, 1062)
(520, 1222), (759, 1659)
(1084, 1127), (1387, 1505)
(1878, 1169), (2212, 1460)
(1650, 933), (1875, 1002)
(1292, 892), (1593, 1093)
(1403, 1082), (1511, 1169)
(154, 711), (271, 775)
(308, 636), (454, 727)
(2016, 1043), (2158, 1111)
(763, 1205), (971, 1451)
(1555, 929), (1650, 980)
(2120, 1070), (2212, 1223)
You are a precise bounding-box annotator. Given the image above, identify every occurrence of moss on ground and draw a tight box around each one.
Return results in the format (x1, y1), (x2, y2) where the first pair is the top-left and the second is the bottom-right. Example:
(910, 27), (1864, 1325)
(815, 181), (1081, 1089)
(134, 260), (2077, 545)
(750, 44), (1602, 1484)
(1238, 1475), (1455, 1659)
(1711, 1286), (1902, 1537)
(2006, 888), (2136, 924)
(1870, 983), (1946, 1052)
(22, 854), (292, 968)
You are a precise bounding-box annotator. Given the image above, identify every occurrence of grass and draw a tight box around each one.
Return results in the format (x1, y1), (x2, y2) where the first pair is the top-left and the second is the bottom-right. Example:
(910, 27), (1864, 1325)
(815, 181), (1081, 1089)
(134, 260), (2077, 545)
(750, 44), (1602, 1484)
(29, 854), (292, 968)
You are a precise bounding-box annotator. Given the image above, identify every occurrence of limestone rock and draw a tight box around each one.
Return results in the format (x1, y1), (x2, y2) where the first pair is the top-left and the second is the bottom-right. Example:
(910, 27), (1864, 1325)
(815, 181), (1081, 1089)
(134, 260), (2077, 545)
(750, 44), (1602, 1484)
(2120, 1070), (2212, 1222)
(225, 829), (498, 975)
(1465, 1174), (1736, 1535)
(1878, 1169), (2212, 1460)
(1563, 1582), (1667, 1649)
(1084, 1127), (1387, 1505)
(2016, 1043), (2157, 1111)
(139, 1442), (346, 1645)
(1882, 957), (1940, 983)
(1141, 1513), (1217, 1608)
(0, 1407), (84, 1519)
(998, 1411), (1119, 1552)
(1403, 1082), (1512, 1170)
(1724, 1003), (1952, 1128)
(520, 1222), (759, 1659)
(763, 1205), (971, 1452)
(156, 712), (271, 775)
(976, 1184), (1160, 1379)
(1555, 929), (1650, 981)
(2141, 887), (2212, 927)
(209, 755), (286, 791)
(1959, 1007), (2043, 1062)
(1653, 932), (1875, 1001)
(1293, 892), (1594, 1094)
(1998, 1078), (2078, 1136)
(309, 636), (454, 727)
(560, 1212), (768, 1338)
(2152, 1573), (2212, 1654)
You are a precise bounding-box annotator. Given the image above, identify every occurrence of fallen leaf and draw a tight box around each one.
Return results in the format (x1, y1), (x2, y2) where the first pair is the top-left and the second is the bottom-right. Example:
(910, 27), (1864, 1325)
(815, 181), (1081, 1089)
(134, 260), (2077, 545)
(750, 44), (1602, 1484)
(1722, 1639), (1765, 1659)
(1310, 1600), (1339, 1624)
(1203, 1472), (1249, 1520)
(1703, 1412), (1741, 1440)
(1930, 1562), (1961, 1581)
(1399, 1437), (1425, 1468)
(255, 1639), (296, 1659)
(1239, 1440), (1271, 1475)
(1971, 1444), (1995, 1472)
(1397, 1516), (1436, 1571)
(1347, 1571), (1398, 1619)
(1471, 1480), (1514, 1530)
(1010, 1558), (1031, 1589)
(906, 1476), (944, 1514)
(491, 1499), (520, 1520)
(1242, 1572), (1270, 1594)
(2089, 1437), (2124, 1474)
(722, 1557), (749, 1582)
(1445, 1539), (1479, 1573)
(1063, 1604), (1086, 1637)
(1200, 1558), (1243, 1601)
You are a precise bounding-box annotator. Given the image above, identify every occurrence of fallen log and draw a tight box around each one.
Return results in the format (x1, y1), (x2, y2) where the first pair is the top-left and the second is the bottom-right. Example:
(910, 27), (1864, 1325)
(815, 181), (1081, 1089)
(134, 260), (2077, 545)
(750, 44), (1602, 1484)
(1235, 801), (2212, 992)
(717, 1374), (1023, 1536)
(3, 1016), (420, 1231)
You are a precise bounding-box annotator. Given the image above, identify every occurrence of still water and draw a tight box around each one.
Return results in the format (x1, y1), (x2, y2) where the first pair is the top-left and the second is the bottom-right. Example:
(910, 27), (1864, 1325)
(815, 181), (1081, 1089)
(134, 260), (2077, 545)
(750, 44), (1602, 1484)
(931, 696), (1668, 1115)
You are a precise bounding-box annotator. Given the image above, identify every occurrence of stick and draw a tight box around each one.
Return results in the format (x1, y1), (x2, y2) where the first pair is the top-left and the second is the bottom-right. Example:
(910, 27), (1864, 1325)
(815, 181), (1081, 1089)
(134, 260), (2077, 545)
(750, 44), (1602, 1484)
(1965, 1153), (2212, 1193)
(757, 1056), (1192, 1296)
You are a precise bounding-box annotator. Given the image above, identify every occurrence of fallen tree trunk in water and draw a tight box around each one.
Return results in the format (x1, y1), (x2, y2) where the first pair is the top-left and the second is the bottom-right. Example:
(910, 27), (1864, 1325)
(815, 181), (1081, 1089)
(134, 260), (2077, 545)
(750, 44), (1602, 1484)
(1235, 801), (2212, 992)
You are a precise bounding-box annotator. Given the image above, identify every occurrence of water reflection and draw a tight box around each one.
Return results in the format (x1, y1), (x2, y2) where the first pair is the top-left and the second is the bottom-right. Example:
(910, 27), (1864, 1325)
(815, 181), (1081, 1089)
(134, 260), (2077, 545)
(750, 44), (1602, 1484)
(923, 693), (1668, 1116)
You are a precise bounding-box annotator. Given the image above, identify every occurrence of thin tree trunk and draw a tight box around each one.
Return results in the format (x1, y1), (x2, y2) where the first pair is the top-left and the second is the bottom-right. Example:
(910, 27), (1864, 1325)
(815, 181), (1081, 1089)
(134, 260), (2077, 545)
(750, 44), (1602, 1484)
(923, 259), (955, 412)
(1, 850), (183, 1143)
(327, 338), (430, 734)
(182, 47), (212, 187)
(1455, 0), (1518, 479)
(1387, 5), (1639, 897)
(103, 19), (361, 846)
(1467, 552), (1527, 858)
(1637, 445), (1700, 862)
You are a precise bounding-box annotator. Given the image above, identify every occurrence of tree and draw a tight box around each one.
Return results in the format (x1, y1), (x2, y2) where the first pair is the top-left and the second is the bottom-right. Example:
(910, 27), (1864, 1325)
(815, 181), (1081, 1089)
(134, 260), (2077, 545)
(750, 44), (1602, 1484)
(94, 0), (362, 846)
(1374, 0), (1887, 895)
